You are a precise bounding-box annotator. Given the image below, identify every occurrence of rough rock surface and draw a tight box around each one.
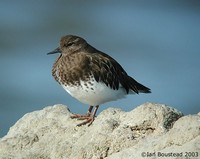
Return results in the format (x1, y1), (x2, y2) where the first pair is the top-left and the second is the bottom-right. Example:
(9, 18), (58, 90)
(0, 103), (199, 159)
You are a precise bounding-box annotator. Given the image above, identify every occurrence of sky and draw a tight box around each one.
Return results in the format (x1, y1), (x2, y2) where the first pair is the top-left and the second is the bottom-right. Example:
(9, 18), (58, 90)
(0, 0), (200, 137)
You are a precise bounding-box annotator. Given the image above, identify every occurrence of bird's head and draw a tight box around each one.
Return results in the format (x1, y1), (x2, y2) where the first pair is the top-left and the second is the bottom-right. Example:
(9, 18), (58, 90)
(47, 35), (87, 55)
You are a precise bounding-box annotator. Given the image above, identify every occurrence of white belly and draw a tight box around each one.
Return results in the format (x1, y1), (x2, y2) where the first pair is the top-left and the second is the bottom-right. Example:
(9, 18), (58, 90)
(61, 77), (127, 106)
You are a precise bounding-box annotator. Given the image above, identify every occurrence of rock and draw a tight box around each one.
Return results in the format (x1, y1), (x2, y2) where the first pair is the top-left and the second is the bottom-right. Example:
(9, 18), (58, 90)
(0, 103), (199, 159)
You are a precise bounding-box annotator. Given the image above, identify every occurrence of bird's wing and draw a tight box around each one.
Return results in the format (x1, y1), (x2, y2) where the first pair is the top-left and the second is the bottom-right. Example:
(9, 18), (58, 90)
(85, 52), (141, 94)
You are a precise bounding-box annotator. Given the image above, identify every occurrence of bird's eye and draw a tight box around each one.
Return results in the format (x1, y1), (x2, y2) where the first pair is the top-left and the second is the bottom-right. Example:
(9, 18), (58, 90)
(65, 42), (74, 47)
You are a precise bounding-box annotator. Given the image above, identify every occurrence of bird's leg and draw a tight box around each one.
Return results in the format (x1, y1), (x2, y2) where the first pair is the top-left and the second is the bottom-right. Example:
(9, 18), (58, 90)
(71, 105), (99, 126)
(87, 105), (94, 116)
(87, 105), (99, 126)
(71, 106), (93, 119)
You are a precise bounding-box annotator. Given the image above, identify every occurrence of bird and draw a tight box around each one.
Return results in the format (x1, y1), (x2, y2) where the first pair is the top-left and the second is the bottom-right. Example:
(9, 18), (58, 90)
(47, 35), (151, 126)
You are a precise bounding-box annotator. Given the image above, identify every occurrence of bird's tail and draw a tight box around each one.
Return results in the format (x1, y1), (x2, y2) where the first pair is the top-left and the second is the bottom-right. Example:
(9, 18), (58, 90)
(128, 76), (151, 94)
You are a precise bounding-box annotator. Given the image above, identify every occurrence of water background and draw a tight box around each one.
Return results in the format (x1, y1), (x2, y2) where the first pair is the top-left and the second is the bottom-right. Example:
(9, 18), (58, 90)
(0, 0), (200, 137)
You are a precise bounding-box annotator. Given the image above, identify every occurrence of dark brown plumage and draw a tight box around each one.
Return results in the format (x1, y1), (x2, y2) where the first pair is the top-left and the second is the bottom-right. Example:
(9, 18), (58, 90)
(48, 35), (151, 126)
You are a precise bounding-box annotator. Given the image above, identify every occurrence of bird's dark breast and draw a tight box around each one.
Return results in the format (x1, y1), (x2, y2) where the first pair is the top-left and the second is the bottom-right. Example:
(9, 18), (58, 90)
(52, 53), (91, 86)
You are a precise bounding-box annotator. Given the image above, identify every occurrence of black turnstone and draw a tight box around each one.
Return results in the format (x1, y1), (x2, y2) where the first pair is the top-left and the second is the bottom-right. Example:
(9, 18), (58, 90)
(47, 35), (151, 126)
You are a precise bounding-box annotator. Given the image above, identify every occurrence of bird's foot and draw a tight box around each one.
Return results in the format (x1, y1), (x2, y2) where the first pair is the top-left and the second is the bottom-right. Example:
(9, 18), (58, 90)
(71, 113), (95, 126)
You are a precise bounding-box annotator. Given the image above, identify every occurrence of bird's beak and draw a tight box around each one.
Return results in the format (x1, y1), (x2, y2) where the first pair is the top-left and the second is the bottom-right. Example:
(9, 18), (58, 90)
(47, 47), (61, 55)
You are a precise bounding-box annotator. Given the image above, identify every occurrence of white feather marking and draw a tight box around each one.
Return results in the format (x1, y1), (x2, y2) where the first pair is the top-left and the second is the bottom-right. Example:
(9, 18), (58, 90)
(61, 76), (128, 106)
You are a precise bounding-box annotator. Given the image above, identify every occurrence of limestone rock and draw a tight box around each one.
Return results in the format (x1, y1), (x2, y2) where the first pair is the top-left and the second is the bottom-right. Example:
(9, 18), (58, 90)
(0, 103), (199, 159)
